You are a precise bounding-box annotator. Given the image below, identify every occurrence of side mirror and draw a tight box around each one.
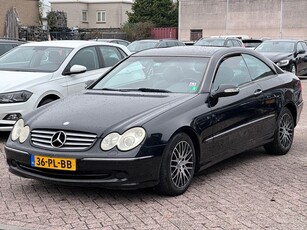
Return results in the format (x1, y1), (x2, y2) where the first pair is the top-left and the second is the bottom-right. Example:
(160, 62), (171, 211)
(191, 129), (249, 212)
(63, 65), (87, 75)
(297, 49), (305, 55)
(211, 84), (240, 99)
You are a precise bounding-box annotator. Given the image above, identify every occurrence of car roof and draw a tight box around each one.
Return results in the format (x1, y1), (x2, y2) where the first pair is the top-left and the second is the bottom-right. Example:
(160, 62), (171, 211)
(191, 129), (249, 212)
(0, 39), (26, 44)
(262, 39), (302, 43)
(132, 39), (180, 42)
(200, 37), (241, 41)
(18, 40), (131, 54)
(132, 46), (230, 57)
(20, 40), (119, 48)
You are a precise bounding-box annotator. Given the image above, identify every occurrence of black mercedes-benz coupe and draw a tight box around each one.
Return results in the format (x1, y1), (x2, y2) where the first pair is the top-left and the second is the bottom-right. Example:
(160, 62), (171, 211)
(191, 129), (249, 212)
(255, 39), (307, 76)
(5, 46), (303, 196)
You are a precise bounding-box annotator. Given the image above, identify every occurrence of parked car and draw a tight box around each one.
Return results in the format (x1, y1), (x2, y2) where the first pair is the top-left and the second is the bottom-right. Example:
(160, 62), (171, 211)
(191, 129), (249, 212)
(0, 39), (26, 56)
(91, 39), (130, 47)
(0, 40), (131, 131)
(194, 37), (244, 47)
(242, 38), (263, 49)
(255, 39), (307, 76)
(127, 39), (185, 53)
(5, 46), (303, 196)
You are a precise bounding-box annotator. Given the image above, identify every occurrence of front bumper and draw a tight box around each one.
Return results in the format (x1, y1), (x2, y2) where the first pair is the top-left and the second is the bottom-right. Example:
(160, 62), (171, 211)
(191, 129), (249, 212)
(5, 146), (162, 189)
(0, 98), (37, 131)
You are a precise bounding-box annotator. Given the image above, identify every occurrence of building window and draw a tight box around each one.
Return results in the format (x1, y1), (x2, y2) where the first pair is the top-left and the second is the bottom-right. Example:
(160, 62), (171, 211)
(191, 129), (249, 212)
(82, 10), (88, 22)
(97, 11), (106, 23)
(190, 30), (202, 41)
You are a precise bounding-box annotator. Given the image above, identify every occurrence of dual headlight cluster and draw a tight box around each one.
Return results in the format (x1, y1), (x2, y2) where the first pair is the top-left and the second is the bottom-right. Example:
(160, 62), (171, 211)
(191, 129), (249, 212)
(101, 127), (146, 151)
(11, 119), (145, 152)
(11, 119), (30, 143)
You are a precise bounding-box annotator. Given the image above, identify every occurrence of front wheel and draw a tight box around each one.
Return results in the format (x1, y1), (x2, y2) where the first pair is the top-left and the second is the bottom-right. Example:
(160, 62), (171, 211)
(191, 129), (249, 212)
(154, 133), (196, 196)
(264, 107), (294, 155)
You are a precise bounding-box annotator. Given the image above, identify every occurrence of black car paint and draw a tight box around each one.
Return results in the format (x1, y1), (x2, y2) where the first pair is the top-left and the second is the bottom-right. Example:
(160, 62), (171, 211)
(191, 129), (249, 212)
(5, 47), (303, 189)
(256, 40), (307, 76)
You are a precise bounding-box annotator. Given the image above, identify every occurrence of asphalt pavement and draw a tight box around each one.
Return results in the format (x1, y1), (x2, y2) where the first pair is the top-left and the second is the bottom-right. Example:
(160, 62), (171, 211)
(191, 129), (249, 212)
(0, 81), (306, 230)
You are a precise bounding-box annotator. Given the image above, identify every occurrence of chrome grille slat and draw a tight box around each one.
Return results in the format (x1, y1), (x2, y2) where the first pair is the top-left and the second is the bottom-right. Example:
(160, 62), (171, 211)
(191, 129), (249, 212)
(31, 138), (51, 144)
(31, 133), (53, 139)
(65, 132), (97, 138)
(31, 129), (97, 151)
(32, 130), (55, 135)
(66, 137), (94, 142)
(65, 142), (92, 146)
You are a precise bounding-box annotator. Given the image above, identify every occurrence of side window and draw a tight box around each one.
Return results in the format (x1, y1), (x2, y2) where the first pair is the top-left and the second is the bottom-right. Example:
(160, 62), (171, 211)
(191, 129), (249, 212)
(301, 42), (307, 51)
(225, 40), (233, 47)
(166, 41), (176, 47)
(212, 55), (251, 90)
(297, 42), (304, 53)
(242, 54), (274, 81)
(0, 44), (14, 55)
(232, 40), (242, 47)
(99, 46), (122, 67)
(157, 42), (167, 48)
(68, 47), (99, 71)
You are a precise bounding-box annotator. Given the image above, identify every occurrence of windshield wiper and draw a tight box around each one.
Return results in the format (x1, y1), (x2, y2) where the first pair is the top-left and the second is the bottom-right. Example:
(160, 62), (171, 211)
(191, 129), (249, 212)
(100, 87), (171, 93)
(135, 88), (171, 93)
(100, 88), (129, 92)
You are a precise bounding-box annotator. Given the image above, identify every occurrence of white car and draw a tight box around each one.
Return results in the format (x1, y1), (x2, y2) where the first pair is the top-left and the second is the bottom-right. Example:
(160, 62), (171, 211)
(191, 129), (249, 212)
(0, 40), (131, 131)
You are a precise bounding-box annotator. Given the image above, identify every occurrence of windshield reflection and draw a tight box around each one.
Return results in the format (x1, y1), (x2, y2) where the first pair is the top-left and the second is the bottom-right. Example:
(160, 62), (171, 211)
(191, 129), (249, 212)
(92, 56), (209, 94)
(0, 46), (73, 72)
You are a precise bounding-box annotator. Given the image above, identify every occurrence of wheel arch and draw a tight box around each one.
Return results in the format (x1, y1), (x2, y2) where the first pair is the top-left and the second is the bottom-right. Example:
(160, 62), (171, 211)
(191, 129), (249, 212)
(284, 102), (297, 126)
(37, 94), (60, 107)
(171, 126), (201, 171)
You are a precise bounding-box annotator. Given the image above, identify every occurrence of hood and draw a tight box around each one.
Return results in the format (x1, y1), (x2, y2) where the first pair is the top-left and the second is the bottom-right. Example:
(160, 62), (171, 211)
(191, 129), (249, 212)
(0, 71), (53, 92)
(260, 52), (293, 63)
(25, 91), (196, 136)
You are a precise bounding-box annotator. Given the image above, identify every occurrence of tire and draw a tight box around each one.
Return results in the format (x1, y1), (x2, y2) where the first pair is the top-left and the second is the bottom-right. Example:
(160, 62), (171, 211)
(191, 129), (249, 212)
(264, 107), (294, 155)
(154, 133), (196, 196)
(38, 98), (54, 107)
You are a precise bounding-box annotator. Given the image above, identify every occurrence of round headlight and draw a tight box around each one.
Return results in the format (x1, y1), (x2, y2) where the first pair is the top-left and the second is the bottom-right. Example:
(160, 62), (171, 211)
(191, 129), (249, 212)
(118, 127), (146, 151)
(101, 133), (120, 151)
(19, 126), (30, 143)
(11, 119), (24, 141)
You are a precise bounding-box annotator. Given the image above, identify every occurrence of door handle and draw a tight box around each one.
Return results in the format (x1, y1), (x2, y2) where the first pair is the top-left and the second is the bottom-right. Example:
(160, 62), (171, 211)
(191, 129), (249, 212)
(254, 89), (262, 96)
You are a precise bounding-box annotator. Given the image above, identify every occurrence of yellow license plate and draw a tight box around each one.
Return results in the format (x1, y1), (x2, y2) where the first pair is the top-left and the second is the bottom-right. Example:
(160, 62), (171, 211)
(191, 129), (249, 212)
(31, 155), (76, 171)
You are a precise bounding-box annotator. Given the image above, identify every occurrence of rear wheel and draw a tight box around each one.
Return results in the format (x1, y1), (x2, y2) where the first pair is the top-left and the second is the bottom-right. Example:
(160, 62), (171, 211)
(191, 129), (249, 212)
(264, 107), (294, 155)
(154, 133), (195, 196)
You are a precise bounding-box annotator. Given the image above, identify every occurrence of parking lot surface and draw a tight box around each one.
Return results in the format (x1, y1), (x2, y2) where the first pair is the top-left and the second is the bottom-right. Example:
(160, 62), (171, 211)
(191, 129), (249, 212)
(0, 82), (307, 230)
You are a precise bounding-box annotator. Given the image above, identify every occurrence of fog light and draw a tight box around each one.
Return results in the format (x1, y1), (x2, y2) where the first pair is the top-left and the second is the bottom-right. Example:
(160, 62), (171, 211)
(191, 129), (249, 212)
(4, 113), (22, 121)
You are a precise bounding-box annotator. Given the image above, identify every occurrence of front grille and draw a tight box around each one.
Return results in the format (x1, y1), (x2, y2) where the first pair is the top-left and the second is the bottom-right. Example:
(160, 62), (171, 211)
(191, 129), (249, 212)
(31, 129), (97, 151)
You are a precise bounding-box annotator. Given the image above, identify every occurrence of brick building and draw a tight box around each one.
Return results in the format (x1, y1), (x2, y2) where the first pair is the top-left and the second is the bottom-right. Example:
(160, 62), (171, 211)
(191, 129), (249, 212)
(0, 0), (40, 38)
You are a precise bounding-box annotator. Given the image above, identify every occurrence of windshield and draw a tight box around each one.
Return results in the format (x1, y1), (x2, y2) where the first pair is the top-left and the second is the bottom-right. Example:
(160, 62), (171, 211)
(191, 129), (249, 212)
(127, 41), (159, 52)
(194, 39), (225, 47)
(0, 46), (73, 72)
(255, 41), (295, 53)
(92, 56), (209, 94)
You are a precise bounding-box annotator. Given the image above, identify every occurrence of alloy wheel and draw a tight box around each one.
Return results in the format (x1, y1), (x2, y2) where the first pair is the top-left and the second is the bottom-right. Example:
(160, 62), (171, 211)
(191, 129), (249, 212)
(279, 113), (294, 149)
(170, 140), (194, 188)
